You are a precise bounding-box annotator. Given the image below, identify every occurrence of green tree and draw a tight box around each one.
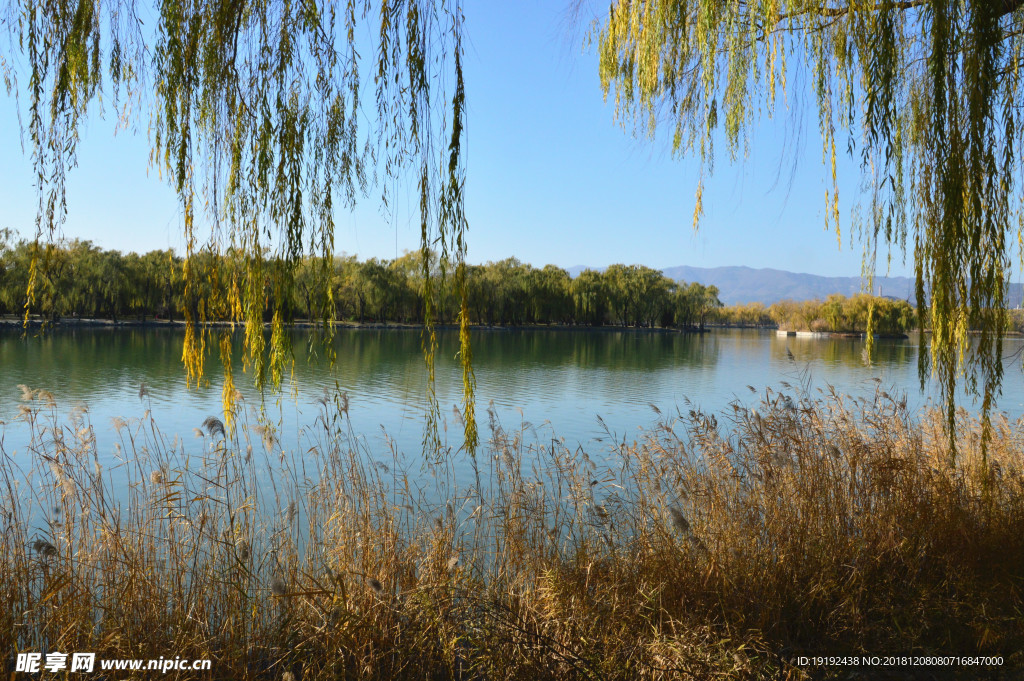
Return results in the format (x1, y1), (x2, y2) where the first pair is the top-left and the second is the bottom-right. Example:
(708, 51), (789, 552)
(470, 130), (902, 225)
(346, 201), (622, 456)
(0, 229), (14, 316)
(140, 250), (182, 322)
(528, 265), (572, 324)
(479, 258), (531, 326)
(571, 269), (610, 326)
(694, 284), (722, 331)
(673, 281), (721, 330)
(390, 251), (426, 323)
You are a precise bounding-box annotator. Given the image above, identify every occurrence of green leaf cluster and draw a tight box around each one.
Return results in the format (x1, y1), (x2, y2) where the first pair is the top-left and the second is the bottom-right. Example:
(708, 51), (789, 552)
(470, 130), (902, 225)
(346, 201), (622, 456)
(596, 0), (1024, 458)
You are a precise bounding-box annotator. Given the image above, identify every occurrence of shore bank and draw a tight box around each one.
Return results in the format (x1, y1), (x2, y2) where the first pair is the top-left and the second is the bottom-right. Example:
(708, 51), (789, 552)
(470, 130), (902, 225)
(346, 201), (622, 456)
(1, 316), (717, 334)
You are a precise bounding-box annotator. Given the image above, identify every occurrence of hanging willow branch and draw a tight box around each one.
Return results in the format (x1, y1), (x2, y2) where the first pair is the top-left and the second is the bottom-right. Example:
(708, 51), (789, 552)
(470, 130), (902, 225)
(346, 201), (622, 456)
(1, 0), (474, 451)
(595, 0), (1024, 463)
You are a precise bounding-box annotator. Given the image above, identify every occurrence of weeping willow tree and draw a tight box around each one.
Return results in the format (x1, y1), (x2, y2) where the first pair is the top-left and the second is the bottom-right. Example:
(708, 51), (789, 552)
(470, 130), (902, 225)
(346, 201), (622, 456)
(0, 0), (476, 451)
(595, 0), (1024, 460)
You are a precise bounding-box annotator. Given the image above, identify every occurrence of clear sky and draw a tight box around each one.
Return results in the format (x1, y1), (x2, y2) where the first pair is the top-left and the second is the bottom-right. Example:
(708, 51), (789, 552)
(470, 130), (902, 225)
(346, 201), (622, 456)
(0, 0), (915, 279)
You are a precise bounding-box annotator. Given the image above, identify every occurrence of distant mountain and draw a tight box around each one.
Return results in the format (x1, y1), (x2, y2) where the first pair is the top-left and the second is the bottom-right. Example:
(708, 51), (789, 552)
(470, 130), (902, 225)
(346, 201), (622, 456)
(660, 265), (918, 305)
(566, 264), (1024, 307)
(565, 265), (595, 279)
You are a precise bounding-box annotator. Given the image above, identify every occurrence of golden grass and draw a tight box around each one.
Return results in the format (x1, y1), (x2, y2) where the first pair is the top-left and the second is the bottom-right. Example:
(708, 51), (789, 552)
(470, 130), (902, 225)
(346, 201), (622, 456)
(1, 383), (1022, 679)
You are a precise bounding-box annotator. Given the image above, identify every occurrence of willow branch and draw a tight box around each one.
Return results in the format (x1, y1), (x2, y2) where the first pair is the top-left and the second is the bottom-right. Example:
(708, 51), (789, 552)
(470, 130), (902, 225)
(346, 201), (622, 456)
(776, 0), (1024, 25)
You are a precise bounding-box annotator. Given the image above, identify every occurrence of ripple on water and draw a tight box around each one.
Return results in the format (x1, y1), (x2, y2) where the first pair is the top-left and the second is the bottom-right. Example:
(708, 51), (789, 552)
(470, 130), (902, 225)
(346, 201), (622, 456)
(1, 327), (1022, 470)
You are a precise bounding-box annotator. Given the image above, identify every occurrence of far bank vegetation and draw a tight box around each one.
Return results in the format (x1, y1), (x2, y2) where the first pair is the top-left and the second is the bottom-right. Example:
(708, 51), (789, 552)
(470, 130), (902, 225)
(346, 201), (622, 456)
(0, 234), (723, 330)
(15, 232), (1014, 337)
(765, 295), (915, 335)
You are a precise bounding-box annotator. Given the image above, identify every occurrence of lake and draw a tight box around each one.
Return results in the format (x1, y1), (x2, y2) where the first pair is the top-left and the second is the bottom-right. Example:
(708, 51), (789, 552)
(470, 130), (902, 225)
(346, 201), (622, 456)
(2, 327), (1022, 477)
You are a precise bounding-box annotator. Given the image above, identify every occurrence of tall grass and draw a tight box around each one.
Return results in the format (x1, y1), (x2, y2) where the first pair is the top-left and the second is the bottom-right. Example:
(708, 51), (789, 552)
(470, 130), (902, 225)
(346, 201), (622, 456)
(1, 382), (1022, 679)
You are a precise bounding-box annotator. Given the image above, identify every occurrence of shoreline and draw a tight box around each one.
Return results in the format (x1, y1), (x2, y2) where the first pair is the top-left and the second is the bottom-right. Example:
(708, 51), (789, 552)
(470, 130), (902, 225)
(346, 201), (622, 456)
(775, 328), (911, 340)
(0, 316), (725, 334)
(11, 316), (1019, 338)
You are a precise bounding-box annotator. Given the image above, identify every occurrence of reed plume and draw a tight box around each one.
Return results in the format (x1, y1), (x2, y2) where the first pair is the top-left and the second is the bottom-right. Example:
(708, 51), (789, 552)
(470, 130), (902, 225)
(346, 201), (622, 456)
(0, 384), (1020, 679)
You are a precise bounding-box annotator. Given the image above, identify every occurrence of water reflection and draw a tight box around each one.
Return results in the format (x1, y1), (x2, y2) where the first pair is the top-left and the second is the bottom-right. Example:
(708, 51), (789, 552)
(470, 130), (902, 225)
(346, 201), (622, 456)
(1, 327), (1020, 467)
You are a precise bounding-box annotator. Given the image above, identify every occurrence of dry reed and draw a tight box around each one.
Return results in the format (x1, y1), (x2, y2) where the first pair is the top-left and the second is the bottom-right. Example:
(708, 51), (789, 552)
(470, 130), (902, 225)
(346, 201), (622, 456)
(1, 383), (1021, 679)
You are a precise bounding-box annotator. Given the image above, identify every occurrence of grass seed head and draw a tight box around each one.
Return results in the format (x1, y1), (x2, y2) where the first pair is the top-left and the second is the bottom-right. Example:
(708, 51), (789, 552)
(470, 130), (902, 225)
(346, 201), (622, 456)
(32, 539), (57, 557)
(202, 416), (226, 439)
(669, 507), (691, 534)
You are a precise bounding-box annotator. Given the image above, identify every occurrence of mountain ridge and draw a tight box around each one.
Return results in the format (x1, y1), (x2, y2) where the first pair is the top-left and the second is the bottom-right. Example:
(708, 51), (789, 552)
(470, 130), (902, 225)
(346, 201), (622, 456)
(565, 264), (1024, 307)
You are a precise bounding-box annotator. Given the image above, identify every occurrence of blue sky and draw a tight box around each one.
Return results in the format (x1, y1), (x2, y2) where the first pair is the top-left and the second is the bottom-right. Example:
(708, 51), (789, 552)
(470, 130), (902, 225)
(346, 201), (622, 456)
(0, 0), (913, 279)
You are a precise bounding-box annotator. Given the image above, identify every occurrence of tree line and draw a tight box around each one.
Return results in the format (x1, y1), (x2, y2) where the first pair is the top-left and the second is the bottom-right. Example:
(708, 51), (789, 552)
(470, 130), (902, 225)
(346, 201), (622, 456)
(764, 295), (916, 336)
(3, 232), (964, 336)
(702, 296), (917, 335)
(0, 233), (726, 330)
(0, 232), (944, 335)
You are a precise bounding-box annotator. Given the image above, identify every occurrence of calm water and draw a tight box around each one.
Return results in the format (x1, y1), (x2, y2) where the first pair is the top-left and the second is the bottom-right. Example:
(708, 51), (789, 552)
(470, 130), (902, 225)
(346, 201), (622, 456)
(2, 327), (1023, 467)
